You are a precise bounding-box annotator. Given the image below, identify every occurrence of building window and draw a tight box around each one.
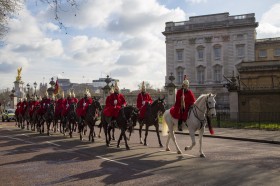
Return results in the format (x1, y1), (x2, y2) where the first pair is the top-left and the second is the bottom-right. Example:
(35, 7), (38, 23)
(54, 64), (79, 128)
(236, 34), (244, 40)
(259, 49), (267, 58)
(197, 46), (204, 60)
(177, 67), (184, 84)
(197, 66), (205, 84)
(176, 49), (183, 61)
(274, 48), (280, 56)
(236, 45), (245, 58)
(213, 65), (222, 83)
(213, 45), (221, 60)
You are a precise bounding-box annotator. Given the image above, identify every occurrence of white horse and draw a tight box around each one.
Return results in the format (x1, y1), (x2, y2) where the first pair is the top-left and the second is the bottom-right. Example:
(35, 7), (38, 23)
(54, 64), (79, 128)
(162, 93), (216, 158)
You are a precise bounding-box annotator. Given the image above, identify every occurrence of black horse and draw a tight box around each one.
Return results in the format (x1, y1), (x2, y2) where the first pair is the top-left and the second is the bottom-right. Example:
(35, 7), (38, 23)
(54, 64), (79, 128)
(138, 97), (166, 147)
(65, 103), (78, 138)
(44, 103), (55, 136)
(82, 99), (102, 142)
(100, 106), (139, 150)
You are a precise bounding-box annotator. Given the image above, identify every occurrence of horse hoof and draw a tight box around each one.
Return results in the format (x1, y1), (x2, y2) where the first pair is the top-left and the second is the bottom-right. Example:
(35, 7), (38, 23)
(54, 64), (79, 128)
(144, 143), (148, 146)
(159, 144), (163, 148)
(185, 147), (189, 151)
(200, 154), (206, 158)
(117, 145), (120, 148)
(166, 148), (170, 151)
(98, 135), (101, 138)
(177, 151), (182, 154)
(126, 147), (130, 150)
(140, 141), (143, 144)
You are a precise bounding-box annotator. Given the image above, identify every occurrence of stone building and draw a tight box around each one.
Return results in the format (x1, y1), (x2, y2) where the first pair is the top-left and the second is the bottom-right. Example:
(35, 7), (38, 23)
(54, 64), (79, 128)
(162, 12), (258, 110)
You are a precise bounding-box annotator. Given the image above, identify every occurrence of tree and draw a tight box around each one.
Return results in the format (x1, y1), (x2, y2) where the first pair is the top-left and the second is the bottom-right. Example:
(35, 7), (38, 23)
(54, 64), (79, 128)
(0, 0), (78, 39)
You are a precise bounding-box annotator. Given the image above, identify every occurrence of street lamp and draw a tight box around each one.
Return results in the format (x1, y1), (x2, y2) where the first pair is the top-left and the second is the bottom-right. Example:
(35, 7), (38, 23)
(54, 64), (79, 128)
(33, 81), (37, 96)
(27, 83), (30, 93)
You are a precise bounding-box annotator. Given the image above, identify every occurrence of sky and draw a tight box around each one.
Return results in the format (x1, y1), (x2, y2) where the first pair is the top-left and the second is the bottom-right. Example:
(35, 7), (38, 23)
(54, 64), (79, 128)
(1, 0), (280, 92)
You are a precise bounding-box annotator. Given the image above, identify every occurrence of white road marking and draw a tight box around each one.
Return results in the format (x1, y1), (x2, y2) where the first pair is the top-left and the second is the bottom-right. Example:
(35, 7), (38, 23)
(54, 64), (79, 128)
(159, 150), (197, 157)
(1, 136), (35, 144)
(45, 141), (61, 147)
(96, 155), (128, 166)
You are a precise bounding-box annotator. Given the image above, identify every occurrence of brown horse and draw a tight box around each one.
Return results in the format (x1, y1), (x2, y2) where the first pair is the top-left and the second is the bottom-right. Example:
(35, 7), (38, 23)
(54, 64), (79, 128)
(138, 97), (166, 147)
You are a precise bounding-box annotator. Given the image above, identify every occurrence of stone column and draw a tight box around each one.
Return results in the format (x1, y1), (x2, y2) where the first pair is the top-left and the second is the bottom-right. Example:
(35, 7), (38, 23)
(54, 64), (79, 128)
(14, 80), (25, 101)
(165, 73), (176, 109)
(224, 75), (239, 121)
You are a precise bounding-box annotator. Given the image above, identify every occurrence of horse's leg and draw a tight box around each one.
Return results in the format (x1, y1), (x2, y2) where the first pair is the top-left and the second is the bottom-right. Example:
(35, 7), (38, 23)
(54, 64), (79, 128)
(185, 129), (196, 151)
(112, 127), (115, 141)
(166, 132), (171, 151)
(198, 128), (205, 158)
(170, 130), (182, 154)
(144, 124), (149, 146)
(123, 129), (130, 150)
(98, 123), (102, 138)
(47, 121), (50, 136)
(155, 124), (163, 147)
(117, 129), (123, 148)
(104, 124), (110, 147)
(139, 122), (144, 144)
(69, 120), (73, 138)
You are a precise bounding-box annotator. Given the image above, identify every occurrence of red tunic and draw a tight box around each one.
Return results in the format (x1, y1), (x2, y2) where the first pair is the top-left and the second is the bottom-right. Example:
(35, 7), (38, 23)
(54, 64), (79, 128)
(76, 97), (93, 117)
(20, 101), (28, 115)
(103, 93), (127, 118)
(62, 98), (73, 117)
(29, 100), (39, 117)
(170, 88), (196, 121)
(137, 92), (153, 119)
(38, 98), (51, 115)
(55, 98), (65, 117)
(15, 101), (22, 115)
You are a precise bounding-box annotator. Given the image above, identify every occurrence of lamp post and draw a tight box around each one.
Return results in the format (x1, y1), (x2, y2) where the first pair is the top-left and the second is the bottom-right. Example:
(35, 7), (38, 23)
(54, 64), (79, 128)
(26, 83), (30, 101)
(33, 81), (37, 96)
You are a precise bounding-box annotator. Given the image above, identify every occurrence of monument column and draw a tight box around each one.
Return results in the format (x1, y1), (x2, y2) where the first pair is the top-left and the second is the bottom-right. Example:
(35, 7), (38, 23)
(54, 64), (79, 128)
(165, 73), (176, 108)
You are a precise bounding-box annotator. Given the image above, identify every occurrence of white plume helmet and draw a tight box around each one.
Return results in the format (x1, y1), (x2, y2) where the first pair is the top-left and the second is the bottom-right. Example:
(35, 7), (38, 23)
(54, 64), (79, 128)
(182, 75), (189, 87)
(44, 91), (49, 98)
(114, 81), (119, 92)
(141, 81), (146, 92)
(71, 90), (76, 98)
(109, 86), (114, 94)
(85, 88), (91, 97)
(61, 91), (65, 99)
(67, 90), (72, 97)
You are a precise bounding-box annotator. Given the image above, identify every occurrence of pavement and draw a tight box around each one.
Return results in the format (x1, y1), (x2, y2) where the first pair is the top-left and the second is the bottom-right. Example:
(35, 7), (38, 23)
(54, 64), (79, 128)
(134, 124), (280, 145)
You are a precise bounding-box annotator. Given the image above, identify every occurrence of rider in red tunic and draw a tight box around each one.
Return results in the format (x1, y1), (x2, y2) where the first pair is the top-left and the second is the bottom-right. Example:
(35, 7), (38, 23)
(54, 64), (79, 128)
(38, 92), (51, 116)
(103, 81), (127, 118)
(29, 96), (40, 117)
(55, 92), (65, 118)
(76, 89), (93, 118)
(15, 98), (22, 116)
(62, 91), (72, 117)
(137, 81), (153, 121)
(170, 75), (196, 131)
(20, 97), (28, 115)
(71, 91), (78, 104)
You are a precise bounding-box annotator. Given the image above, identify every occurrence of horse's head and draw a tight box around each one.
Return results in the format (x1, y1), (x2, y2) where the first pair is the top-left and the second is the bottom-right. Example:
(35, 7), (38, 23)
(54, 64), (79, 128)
(152, 97), (166, 115)
(91, 99), (102, 112)
(206, 93), (216, 117)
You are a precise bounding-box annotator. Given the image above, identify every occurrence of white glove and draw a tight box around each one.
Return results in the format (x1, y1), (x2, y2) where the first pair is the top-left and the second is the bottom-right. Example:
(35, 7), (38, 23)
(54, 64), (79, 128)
(24, 105), (26, 107)
(83, 102), (86, 107)
(114, 100), (117, 105)
(43, 103), (45, 106)
(142, 101), (145, 105)
(47, 104), (50, 106)
(66, 104), (69, 108)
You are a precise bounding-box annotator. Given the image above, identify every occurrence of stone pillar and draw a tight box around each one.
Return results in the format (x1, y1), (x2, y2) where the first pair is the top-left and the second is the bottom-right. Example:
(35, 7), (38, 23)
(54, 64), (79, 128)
(14, 80), (25, 101)
(229, 91), (238, 121)
(9, 88), (16, 109)
(165, 73), (176, 109)
(224, 75), (239, 121)
(102, 75), (111, 106)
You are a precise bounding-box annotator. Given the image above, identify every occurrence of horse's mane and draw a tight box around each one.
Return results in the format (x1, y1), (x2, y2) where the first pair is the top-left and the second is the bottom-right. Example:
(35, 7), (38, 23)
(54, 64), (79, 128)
(194, 93), (211, 106)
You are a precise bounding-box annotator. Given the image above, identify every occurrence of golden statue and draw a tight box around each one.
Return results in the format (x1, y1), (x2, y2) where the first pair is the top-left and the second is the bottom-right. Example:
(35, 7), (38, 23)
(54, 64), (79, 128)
(16, 67), (22, 82)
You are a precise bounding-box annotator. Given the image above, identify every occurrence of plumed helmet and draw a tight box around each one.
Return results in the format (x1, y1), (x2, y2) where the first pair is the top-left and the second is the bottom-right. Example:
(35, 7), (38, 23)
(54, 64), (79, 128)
(109, 86), (114, 94)
(56, 93), (61, 99)
(44, 91), (49, 98)
(71, 90), (76, 98)
(39, 96), (42, 101)
(141, 81), (146, 92)
(67, 90), (72, 97)
(61, 91), (65, 99)
(23, 96), (27, 101)
(182, 75), (189, 87)
(84, 88), (91, 97)
(19, 98), (22, 102)
(114, 81), (119, 92)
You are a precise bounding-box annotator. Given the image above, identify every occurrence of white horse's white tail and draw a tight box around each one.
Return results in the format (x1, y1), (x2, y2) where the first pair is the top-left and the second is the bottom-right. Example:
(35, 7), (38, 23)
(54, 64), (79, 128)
(162, 111), (169, 136)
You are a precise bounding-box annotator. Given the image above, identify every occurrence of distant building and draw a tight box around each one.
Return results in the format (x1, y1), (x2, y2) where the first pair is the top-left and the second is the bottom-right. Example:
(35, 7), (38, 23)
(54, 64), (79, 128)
(92, 78), (119, 88)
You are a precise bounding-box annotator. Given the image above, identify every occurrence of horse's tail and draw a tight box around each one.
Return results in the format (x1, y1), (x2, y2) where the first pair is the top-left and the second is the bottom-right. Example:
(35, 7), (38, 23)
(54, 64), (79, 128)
(161, 110), (169, 136)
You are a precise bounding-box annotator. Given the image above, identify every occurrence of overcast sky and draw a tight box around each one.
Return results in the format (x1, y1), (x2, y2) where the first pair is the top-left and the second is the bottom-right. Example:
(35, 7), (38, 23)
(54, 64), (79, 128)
(1, 0), (280, 91)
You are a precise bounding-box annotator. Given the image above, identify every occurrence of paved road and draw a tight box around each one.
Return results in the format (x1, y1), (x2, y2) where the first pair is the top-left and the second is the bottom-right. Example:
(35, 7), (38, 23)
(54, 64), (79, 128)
(0, 122), (279, 186)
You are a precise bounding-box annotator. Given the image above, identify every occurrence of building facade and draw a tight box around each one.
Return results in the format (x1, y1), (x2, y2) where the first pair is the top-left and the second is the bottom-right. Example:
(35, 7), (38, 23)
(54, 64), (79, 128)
(162, 12), (258, 110)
